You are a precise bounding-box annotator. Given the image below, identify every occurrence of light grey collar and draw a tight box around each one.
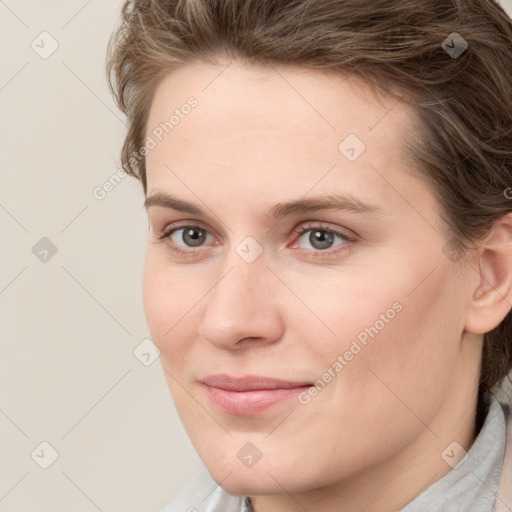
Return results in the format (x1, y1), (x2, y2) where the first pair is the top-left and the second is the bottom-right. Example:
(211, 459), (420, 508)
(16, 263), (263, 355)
(400, 392), (508, 512)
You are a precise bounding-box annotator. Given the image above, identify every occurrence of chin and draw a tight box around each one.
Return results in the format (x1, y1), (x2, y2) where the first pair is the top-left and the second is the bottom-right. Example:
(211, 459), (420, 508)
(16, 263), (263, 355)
(203, 454), (313, 496)
(212, 468), (290, 496)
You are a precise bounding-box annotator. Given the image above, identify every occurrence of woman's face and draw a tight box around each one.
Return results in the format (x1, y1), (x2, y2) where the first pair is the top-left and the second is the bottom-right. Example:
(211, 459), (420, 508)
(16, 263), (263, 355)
(142, 61), (481, 501)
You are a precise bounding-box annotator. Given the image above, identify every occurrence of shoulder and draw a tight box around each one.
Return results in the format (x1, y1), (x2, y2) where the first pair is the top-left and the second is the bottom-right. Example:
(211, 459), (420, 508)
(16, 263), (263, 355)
(156, 464), (246, 512)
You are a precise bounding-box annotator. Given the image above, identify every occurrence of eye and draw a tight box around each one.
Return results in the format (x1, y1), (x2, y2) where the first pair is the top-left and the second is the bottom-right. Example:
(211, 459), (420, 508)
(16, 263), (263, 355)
(157, 223), (216, 255)
(156, 221), (356, 258)
(290, 223), (356, 256)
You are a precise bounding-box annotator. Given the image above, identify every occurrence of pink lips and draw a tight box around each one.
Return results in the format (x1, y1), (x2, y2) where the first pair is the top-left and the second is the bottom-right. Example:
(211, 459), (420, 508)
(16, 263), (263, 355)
(202, 374), (312, 416)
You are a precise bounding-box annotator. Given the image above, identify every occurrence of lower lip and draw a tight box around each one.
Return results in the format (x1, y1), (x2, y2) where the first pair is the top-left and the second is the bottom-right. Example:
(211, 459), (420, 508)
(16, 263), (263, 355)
(203, 384), (311, 416)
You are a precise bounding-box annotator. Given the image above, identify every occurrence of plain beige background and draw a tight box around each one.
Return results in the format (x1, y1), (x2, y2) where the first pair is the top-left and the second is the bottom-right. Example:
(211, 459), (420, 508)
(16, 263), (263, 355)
(0, 1), (511, 511)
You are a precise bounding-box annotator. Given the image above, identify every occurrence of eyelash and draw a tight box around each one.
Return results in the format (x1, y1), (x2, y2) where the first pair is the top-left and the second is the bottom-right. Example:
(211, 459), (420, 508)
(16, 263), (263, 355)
(156, 222), (357, 258)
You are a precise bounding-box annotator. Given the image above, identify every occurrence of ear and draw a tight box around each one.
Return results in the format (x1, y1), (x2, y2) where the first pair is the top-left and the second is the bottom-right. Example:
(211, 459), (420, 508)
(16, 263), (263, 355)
(465, 212), (512, 335)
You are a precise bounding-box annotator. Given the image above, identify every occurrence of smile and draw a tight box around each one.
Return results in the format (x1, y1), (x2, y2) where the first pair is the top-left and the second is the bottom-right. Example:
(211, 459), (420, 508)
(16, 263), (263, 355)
(201, 374), (313, 416)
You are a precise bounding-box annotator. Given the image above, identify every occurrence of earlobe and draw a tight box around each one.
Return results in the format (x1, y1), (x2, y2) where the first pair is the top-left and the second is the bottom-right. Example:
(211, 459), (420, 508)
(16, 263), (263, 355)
(465, 212), (512, 335)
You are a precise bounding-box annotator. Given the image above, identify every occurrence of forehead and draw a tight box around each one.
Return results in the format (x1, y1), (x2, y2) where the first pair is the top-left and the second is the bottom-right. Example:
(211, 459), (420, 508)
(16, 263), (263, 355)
(144, 60), (435, 222)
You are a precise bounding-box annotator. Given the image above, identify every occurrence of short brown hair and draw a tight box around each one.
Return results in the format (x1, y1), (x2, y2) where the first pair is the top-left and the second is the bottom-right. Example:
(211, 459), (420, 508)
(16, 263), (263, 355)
(106, 0), (512, 398)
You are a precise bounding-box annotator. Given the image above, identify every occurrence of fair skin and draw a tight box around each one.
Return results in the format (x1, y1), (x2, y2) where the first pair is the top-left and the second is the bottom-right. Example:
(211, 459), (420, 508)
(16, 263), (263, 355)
(142, 60), (512, 512)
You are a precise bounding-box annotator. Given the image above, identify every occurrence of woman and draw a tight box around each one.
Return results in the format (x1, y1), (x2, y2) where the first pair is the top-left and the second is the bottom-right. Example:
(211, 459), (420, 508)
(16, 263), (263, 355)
(106, 0), (512, 510)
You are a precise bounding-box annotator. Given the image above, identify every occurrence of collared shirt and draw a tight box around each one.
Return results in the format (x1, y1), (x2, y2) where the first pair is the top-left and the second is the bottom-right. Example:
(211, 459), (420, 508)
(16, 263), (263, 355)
(400, 392), (508, 512)
(159, 393), (510, 512)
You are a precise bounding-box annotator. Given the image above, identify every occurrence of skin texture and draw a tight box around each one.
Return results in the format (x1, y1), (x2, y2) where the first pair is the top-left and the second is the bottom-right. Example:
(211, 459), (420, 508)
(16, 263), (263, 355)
(141, 60), (512, 512)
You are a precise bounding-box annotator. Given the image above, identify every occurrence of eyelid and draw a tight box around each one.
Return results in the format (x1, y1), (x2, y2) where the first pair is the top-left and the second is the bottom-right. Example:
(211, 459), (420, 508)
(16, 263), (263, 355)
(157, 220), (218, 241)
(288, 222), (356, 257)
(156, 219), (357, 257)
(290, 222), (357, 242)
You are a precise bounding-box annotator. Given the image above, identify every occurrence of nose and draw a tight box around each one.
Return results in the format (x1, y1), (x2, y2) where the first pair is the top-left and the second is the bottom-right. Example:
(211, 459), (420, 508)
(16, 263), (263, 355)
(197, 252), (284, 350)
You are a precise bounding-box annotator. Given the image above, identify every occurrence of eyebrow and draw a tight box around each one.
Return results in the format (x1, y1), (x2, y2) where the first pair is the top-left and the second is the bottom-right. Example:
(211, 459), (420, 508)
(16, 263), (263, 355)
(143, 191), (383, 219)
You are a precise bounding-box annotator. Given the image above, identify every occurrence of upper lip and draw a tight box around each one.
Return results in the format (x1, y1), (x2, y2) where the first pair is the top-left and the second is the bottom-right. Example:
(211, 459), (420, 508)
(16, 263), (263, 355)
(202, 374), (312, 391)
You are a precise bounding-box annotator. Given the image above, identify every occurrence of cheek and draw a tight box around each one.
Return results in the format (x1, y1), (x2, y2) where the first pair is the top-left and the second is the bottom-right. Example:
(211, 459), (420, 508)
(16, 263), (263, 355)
(142, 253), (166, 341)
(306, 255), (463, 394)
(353, 266), (462, 406)
(142, 250), (204, 373)
(142, 250), (183, 347)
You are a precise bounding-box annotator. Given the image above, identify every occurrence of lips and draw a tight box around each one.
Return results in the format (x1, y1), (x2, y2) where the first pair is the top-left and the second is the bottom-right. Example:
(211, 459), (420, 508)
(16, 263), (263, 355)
(202, 374), (312, 391)
(201, 374), (313, 415)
